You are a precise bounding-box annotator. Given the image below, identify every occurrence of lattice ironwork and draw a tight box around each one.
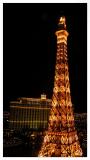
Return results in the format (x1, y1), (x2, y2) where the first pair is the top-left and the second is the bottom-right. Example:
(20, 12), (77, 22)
(38, 16), (83, 157)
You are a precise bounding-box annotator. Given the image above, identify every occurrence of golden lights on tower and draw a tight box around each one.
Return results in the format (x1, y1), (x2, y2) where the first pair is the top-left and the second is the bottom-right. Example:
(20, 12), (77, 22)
(38, 16), (83, 157)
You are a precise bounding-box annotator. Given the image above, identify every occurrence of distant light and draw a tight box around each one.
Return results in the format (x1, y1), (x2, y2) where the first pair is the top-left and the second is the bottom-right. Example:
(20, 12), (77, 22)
(20, 100), (22, 103)
(41, 94), (46, 100)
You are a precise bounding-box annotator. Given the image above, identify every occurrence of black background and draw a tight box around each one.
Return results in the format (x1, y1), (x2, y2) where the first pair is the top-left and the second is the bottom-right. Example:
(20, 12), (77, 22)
(3, 3), (87, 113)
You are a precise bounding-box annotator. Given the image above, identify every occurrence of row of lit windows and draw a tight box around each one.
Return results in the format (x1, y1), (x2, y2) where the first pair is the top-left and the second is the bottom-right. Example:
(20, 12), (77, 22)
(10, 121), (48, 129)
(10, 101), (51, 107)
(10, 108), (50, 122)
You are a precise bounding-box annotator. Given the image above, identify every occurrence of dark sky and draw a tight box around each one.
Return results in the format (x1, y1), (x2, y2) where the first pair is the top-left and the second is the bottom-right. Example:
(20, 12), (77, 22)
(3, 3), (87, 113)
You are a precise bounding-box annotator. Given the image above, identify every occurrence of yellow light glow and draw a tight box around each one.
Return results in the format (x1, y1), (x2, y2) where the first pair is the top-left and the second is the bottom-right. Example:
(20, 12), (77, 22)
(38, 16), (83, 157)
(55, 30), (69, 37)
(10, 106), (50, 109)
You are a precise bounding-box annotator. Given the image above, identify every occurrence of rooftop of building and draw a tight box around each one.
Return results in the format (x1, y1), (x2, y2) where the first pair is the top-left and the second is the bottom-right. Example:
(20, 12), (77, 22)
(10, 94), (52, 105)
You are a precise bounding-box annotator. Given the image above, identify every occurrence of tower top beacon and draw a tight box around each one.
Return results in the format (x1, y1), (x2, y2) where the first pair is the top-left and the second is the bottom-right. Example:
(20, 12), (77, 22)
(57, 16), (66, 30)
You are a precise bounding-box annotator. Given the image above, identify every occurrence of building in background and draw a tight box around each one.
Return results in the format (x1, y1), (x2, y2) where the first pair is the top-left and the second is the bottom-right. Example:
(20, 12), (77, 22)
(3, 111), (10, 129)
(9, 94), (51, 130)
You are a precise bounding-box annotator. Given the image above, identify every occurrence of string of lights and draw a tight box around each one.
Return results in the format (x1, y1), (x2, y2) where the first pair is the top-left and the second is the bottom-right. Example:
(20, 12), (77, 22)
(38, 16), (83, 157)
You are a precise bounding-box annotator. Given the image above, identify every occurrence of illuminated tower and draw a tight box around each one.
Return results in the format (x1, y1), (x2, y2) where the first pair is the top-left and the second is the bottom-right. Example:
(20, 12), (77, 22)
(38, 16), (83, 157)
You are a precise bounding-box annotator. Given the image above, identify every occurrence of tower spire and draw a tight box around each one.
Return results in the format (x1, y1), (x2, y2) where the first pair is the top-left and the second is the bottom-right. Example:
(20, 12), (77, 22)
(38, 16), (83, 157)
(58, 16), (66, 29)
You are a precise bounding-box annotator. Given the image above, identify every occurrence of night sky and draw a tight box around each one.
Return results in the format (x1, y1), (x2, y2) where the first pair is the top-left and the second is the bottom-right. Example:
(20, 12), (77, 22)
(3, 3), (87, 113)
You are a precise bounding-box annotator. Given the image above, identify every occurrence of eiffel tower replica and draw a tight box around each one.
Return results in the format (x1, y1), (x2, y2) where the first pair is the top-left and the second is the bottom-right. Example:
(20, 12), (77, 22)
(38, 16), (83, 157)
